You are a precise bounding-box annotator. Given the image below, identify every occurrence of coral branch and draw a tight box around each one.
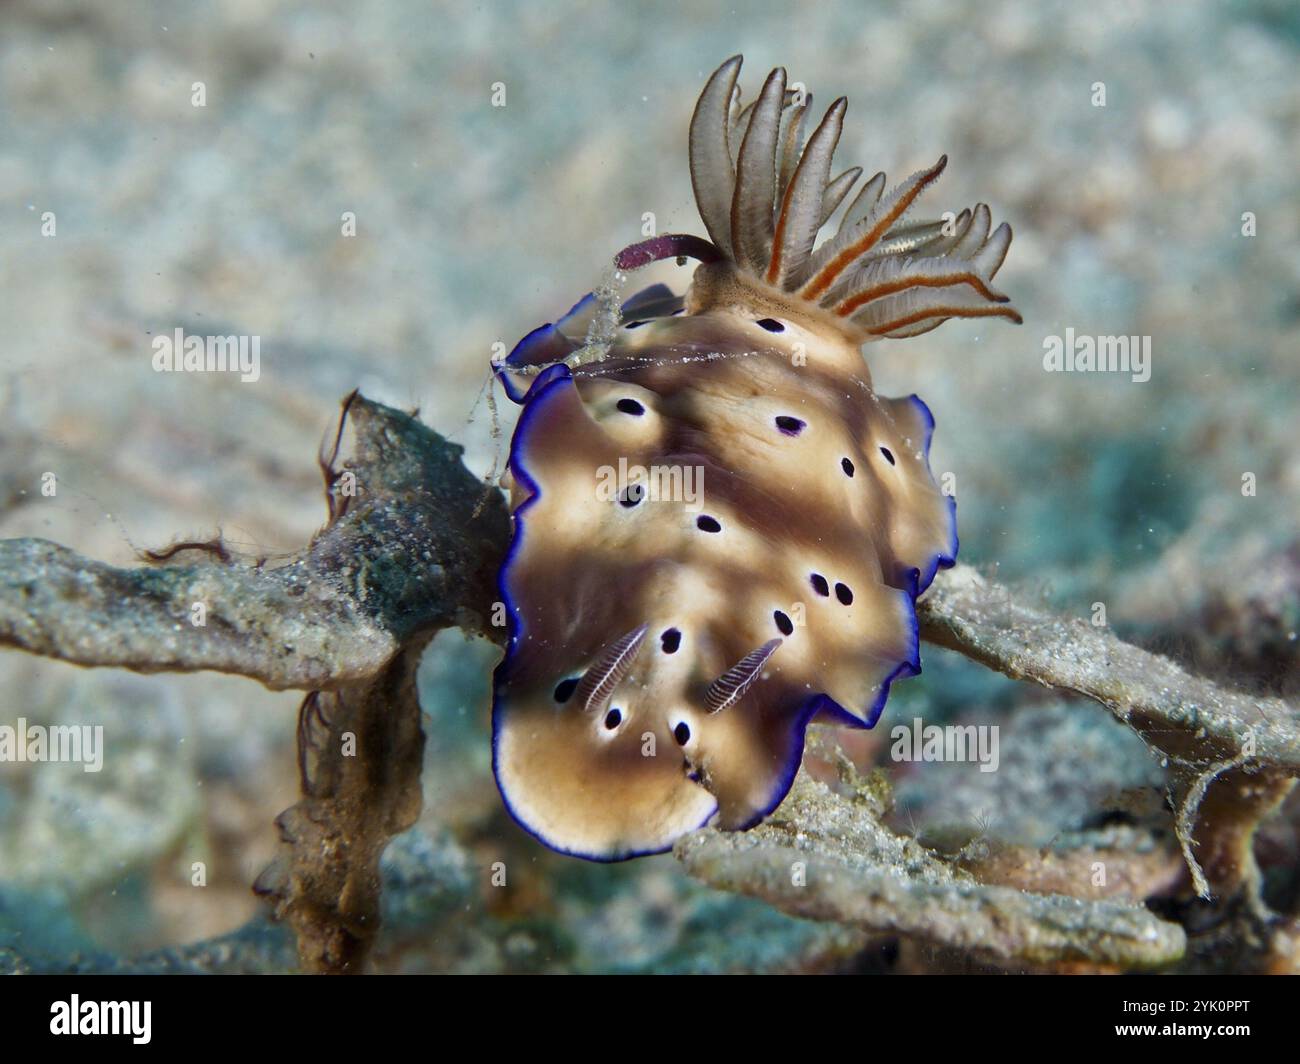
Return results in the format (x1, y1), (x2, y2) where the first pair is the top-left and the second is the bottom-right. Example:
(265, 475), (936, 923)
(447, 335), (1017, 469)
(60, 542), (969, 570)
(676, 773), (1187, 970)
(254, 643), (428, 974)
(916, 566), (1299, 771)
(915, 564), (1300, 899)
(0, 538), (396, 689)
(0, 396), (509, 691)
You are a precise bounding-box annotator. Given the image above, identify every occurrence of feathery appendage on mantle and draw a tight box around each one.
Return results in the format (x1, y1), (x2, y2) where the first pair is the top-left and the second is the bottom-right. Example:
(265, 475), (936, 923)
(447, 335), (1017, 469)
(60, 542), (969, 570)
(617, 54), (1021, 343)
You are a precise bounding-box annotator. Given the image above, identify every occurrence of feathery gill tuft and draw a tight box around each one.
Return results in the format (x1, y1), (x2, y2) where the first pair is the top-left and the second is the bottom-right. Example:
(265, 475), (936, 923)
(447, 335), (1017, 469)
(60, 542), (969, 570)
(623, 55), (1021, 341)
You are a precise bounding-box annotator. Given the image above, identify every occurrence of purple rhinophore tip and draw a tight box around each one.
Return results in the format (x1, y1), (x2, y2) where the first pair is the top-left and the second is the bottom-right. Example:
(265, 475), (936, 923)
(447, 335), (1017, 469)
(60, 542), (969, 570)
(614, 233), (722, 271)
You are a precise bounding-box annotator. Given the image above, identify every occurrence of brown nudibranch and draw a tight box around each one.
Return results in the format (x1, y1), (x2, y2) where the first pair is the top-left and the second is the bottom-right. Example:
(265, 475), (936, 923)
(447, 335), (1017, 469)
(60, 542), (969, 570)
(491, 55), (1021, 860)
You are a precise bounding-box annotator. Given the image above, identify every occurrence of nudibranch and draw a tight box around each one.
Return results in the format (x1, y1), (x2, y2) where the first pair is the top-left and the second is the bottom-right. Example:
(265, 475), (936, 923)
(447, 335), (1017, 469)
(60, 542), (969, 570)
(491, 56), (1021, 860)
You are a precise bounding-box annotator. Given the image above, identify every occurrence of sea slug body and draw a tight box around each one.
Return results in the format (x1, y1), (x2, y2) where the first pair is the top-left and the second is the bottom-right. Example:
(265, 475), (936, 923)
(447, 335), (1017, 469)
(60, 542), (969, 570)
(491, 56), (1021, 860)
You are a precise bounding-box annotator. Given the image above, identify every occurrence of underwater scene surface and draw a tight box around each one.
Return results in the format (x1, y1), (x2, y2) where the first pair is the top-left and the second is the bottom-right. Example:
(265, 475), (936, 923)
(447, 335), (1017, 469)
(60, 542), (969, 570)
(0, 0), (1297, 986)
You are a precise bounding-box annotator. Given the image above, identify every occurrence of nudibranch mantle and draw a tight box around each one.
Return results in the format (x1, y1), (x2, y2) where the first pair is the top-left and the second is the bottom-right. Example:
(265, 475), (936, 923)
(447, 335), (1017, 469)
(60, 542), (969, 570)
(491, 56), (1020, 861)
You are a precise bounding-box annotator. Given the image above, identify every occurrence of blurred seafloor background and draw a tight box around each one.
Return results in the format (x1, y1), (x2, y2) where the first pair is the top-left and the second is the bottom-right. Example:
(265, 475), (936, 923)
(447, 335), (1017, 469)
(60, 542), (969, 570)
(0, 0), (1296, 972)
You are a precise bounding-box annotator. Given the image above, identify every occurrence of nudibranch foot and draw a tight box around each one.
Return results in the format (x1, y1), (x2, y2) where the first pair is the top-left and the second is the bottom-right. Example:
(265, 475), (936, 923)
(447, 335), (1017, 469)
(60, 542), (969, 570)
(491, 55), (1019, 860)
